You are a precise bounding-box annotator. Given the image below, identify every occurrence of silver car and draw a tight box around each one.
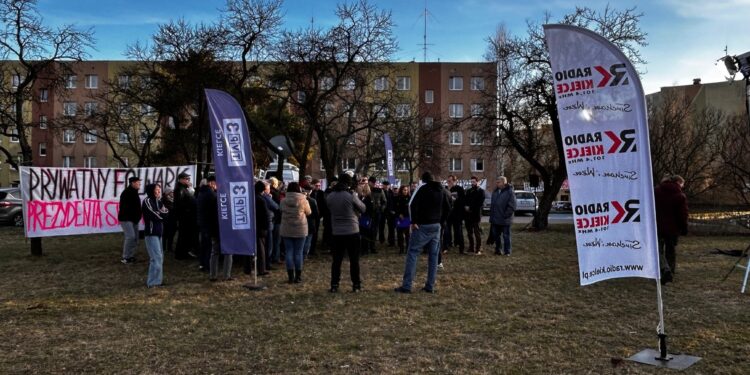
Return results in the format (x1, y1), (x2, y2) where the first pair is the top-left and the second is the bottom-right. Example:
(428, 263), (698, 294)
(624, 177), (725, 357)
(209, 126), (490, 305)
(514, 191), (538, 216)
(0, 188), (23, 227)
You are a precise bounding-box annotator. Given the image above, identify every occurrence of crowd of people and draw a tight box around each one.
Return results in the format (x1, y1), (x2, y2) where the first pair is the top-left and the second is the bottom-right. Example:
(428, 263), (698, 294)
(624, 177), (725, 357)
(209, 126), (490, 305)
(117, 170), (689, 290)
(117, 170), (524, 291)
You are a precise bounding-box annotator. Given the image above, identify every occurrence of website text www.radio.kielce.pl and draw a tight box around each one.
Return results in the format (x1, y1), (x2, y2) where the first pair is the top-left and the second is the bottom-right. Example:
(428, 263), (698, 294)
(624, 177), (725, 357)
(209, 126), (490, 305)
(582, 264), (644, 280)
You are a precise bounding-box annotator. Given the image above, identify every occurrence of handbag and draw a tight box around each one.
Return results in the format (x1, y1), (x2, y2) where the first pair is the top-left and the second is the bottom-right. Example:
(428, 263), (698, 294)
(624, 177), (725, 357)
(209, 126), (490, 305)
(396, 216), (411, 229)
(359, 213), (372, 229)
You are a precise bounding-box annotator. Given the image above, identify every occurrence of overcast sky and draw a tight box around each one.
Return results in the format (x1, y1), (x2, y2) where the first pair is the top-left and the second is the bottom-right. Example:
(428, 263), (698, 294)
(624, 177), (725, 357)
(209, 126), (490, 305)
(37, 0), (750, 94)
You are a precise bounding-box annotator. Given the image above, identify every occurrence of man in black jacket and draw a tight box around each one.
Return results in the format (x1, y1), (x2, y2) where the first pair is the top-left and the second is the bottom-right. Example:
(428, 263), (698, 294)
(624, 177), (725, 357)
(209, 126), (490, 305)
(395, 172), (452, 294)
(174, 172), (198, 260)
(444, 175), (466, 254)
(118, 176), (142, 264)
(464, 176), (485, 254)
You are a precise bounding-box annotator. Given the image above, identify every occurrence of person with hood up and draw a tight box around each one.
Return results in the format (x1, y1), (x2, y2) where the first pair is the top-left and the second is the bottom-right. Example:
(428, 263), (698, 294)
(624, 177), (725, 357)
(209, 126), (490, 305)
(279, 182), (312, 283)
(395, 172), (452, 294)
(142, 183), (169, 287)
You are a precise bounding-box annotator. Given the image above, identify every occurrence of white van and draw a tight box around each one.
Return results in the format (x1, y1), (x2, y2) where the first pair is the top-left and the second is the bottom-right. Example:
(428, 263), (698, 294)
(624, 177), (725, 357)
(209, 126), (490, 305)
(261, 162), (300, 182)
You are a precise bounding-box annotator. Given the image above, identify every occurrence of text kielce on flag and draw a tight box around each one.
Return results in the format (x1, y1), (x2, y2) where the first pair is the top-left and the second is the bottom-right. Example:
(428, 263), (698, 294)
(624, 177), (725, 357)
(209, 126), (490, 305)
(543, 24), (660, 285)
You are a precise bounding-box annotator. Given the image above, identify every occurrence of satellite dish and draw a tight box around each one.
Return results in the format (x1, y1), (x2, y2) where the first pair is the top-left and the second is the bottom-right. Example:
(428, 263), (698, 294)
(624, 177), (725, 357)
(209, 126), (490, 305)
(269, 135), (292, 158)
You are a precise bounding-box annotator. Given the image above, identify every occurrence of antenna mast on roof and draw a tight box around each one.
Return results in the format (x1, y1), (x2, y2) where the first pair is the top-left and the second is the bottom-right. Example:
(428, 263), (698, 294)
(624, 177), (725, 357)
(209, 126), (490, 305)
(420, 0), (434, 62)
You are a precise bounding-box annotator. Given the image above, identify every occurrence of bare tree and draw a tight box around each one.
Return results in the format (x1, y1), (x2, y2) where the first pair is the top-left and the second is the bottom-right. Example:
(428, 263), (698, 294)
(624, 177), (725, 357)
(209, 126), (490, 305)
(0, 0), (94, 255)
(719, 114), (750, 205)
(482, 7), (647, 229)
(647, 90), (729, 198)
(271, 0), (399, 180)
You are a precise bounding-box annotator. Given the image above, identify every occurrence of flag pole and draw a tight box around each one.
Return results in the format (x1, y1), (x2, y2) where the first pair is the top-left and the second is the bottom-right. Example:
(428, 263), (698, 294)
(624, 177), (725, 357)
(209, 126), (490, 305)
(654, 280), (670, 360)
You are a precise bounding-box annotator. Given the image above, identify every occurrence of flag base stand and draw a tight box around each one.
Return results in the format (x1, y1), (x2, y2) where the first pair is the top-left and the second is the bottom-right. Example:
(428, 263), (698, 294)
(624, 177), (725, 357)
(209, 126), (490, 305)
(242, 256), (267, 291)
(627, 334), (701, 370)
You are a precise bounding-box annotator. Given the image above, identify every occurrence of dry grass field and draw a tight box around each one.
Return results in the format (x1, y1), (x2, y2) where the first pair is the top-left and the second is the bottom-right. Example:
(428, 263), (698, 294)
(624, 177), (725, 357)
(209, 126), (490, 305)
(1, 224), (748, 374)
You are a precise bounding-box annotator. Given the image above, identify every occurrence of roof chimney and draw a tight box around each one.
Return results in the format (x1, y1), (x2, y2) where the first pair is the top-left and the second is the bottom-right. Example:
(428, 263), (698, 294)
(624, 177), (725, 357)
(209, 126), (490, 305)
(693, 78), (701, 85)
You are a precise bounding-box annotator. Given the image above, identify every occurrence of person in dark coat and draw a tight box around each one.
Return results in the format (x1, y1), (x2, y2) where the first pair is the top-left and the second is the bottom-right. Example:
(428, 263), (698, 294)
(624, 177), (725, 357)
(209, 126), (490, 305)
(444, 175), (466, 253)
(394, 185), (412, 254)
(142, 183), (168, 287)
(302, 183), (319, 259)
(654, 175), (688, 284)
(161, 188), (177, 254)
(489, 176), (516, 256)
(174, 172), (198, 260)
(394, 172), (452, 294)
(247, 180), (270, 276)
(195, 178), (214, 271)
(118, 176), (142, 264)
(203, 176), (232, 281)
(382, 180), (396, 247)
(309, 179), (326, 256)
(464, 176), (485, 254)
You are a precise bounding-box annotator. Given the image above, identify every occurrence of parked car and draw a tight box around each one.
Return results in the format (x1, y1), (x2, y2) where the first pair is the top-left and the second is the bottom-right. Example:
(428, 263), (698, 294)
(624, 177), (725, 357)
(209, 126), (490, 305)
(482, 190), (539, 216)
(0, 188), (23, 227)
(553, 200), (572, 211)
(514, 191), (538, 216)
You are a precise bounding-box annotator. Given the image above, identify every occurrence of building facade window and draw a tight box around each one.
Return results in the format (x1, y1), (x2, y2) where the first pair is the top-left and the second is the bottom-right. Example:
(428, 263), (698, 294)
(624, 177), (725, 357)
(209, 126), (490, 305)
(122, 157), (129, 167)
(470, 76), (485, 91)
(397, 159), (408, 171)
(373, 104), (388, 118)
(63, 129), (76, 144)
(118, 132), (129, 144)
(85, 74), (98, 89)
(63, 102), (77, 116)
(39, 142), (47, 157)
(65, 75), (77, 89)
(449, 103), (464, 118)
(424, 117), (434, 130)
(84, 156), (96, 168)
(471, 103), (483, 118)
(10, 128), (19, 143)
(118, 75), (130, 89)
(469, 131), (483, 145)
(140, 129), (149, 144)
(449, 131), (463, 145)
(296, 91), (306, 103)
(424, 89), (434, 104)
(395, 104), (410, 118)
(141, 104), (154, 116)
(449, 158), (462, 172)
(374, 76), (388, 91)
(471, 158), (484, 172)
(39, 115), (47, 129)
(343, 78), (356, 91)
(84, 102), (98, 117)
(320, 76), (334, 90)
(448, 76), (463, 91)
(341, 158), (356, 170)
(84, 130), (97, 144)
(62, 156), (72, 167)
(39, 88), (48, 102)
(11, 74), (23, 89)
(396, 76), (411, 91)
(424, 145), (433, 158)
(324, 103), (335, 118)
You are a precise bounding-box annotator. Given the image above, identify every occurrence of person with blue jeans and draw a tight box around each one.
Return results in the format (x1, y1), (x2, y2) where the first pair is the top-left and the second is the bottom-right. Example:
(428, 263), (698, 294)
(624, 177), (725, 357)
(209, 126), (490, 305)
(395, 172), (452, 294)
(489, 176), (516, 256)
(142, 183), (168, 287)
(118, 176), (142, 264)
(280, 182), (312, 283)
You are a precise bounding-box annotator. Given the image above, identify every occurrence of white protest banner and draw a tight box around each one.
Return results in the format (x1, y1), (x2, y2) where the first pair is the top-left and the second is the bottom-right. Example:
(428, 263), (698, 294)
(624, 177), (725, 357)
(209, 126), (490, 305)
(544, 25), (659, 285)
(19, 165), (196, 238)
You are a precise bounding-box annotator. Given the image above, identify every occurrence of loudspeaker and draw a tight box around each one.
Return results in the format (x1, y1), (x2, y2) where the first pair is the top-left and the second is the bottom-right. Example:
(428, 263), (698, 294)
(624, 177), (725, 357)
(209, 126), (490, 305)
(529, 174), (539, 188)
